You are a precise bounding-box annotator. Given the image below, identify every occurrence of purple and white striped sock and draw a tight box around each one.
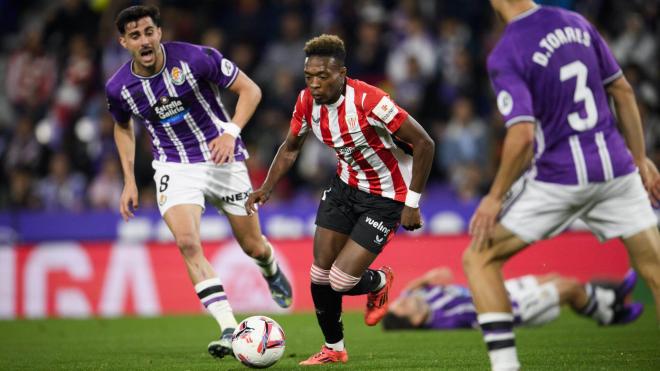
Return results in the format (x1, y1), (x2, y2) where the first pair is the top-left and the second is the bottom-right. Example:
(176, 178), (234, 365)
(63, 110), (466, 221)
(478, 312), (520, 371)
(195, 277), (238, 331)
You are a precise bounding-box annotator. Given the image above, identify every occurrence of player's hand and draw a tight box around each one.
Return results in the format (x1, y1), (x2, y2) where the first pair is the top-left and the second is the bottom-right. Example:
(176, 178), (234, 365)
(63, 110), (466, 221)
(119, 182), (139, 222)
(642, 157), (660, 207)
(209, 133), (236, 164)
(469, 194), (502, 251)
(401, 206), (423, 231)
(246, 187), (272, 216)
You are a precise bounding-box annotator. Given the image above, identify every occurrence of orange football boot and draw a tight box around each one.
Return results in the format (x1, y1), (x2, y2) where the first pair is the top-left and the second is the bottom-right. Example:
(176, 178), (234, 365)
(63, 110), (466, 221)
(299, 345), (348, 365)
(365, 266), (394, 326)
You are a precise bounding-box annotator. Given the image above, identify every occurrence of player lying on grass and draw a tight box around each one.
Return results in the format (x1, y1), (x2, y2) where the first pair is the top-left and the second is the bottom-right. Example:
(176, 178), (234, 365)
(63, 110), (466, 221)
(382, 267), (642, 330)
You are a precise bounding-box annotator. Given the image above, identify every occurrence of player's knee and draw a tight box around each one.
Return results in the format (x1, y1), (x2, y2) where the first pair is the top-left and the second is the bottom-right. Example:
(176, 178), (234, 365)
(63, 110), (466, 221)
(175, 233), (201, 257)
(310, 264), (330, 285)
(329, 265), (361, 292)
(237, 235), (268, 259)
(461, 248), (480, 273)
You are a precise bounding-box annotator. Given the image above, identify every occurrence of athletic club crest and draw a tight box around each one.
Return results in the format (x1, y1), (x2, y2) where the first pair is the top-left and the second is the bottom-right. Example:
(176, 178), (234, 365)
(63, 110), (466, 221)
(346, 114), (358, 130)
(170, 67), (185, 85)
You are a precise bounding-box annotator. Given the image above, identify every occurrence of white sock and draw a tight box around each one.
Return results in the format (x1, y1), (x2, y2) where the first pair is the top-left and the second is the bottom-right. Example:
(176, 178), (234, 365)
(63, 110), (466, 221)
(374, 271), (386, 291)
(593, 286), (615, 324)
(253, 236), (278, 277)
(325, 339), (345, 351)
(195, 277), (238, 331)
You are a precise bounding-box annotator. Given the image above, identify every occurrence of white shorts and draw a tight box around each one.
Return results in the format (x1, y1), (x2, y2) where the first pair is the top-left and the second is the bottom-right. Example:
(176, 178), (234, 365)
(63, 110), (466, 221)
(506, 276), (560, 326)
(501, 172), (657, 243)
(152, 160), (253, 216)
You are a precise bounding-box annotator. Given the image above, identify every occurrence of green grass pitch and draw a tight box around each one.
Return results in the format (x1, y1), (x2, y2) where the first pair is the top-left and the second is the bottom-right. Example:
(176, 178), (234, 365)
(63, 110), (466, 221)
(1, 309), (658, 370)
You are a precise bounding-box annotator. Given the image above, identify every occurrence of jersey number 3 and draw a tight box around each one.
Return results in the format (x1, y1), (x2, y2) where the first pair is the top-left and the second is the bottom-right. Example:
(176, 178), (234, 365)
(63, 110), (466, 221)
(560, 60), (598, 131)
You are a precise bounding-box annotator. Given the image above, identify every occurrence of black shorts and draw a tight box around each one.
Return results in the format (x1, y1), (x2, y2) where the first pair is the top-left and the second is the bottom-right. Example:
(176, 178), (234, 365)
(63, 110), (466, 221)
(315, 176), (404, 254)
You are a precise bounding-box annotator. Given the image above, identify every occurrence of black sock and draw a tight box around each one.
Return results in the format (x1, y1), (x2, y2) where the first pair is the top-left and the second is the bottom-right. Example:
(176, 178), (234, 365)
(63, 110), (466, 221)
(343, 269), (382, 296)
(311, 283), (343, 343)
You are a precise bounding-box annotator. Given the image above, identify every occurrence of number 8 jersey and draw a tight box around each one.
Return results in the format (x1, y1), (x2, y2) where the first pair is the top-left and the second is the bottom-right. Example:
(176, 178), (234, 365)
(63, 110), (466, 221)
(487, 5), (635, 185)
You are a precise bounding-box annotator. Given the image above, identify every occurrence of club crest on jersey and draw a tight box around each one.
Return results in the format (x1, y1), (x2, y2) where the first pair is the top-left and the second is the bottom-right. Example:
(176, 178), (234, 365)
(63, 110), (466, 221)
(170, 67), (185, 85)
(346, 114), (358, 130)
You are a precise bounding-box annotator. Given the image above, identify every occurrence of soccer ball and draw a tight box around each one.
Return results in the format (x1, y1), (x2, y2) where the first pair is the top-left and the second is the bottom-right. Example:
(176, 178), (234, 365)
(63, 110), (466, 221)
(232, 316), (286, 368)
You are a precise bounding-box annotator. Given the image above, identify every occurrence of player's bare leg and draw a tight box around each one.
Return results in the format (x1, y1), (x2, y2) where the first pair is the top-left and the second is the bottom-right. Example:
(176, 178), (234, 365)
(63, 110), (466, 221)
(622, 226), (660, 322)
(463, 224), (528, 312)
(226, 212), (292, 308)
(300, 227), (349, 366)
(163, 204), (237, 359)
(462, 224), (528, 371)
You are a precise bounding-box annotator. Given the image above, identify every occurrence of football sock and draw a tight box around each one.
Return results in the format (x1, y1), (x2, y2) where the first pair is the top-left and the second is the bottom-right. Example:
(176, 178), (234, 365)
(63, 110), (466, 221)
(325, 339), (345, 352)
(195, 277), (238, 331)
(253, 236), (278, 277)
(478, 313), (520, 371)
(579, 283), (614, 324)
(343, 269), (383, 296)
(311, 282), (344, 344)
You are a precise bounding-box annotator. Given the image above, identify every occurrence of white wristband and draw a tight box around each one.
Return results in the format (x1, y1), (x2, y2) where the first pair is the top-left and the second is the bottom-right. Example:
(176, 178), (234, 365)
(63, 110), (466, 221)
(405, 190), (421, 208)
(223, 122), (242, 138)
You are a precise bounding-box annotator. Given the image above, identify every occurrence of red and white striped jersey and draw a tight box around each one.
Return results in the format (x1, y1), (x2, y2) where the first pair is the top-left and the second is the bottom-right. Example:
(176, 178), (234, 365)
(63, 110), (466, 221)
(290, 78), (412, 202)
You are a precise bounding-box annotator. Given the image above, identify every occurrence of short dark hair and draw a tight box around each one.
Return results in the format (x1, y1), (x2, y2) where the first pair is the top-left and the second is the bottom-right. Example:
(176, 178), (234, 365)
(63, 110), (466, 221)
(381, 312), (417, 330)
(115, 5), (161, 34)
(303, 34), (346, 64)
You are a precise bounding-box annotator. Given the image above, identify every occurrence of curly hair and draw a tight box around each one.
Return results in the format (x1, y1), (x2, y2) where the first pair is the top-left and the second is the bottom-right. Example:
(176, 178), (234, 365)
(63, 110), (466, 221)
(303, 34), (346, 64)
(115, 5), (161, 34)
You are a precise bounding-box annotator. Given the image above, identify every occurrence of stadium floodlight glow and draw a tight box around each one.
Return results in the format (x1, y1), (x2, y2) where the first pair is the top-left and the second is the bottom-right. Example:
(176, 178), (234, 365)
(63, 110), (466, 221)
(35, 119), (52, 145)
(75, 117), (96, 143)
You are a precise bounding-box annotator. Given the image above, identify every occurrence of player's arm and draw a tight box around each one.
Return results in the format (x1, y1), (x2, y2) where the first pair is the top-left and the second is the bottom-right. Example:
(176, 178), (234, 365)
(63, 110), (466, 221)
(392, 116), (435, 230)
(470, 122), (534, 250)
(645, 157), (660, 206)
(114, 119), (139, 221)
(606, 76), (652, 183)
(245, 129), (308, 215)
(210, 71), (262, 164)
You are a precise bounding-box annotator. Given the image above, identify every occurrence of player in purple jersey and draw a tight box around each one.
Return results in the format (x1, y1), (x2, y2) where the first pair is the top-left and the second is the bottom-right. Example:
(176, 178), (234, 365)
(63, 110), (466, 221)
(462, 2), (660, 370)
(382, 267), (642, 331)
(106, 6), (292, 360)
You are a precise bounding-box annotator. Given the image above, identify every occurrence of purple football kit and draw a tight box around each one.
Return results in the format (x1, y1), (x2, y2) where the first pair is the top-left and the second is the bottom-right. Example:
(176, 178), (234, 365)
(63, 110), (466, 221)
(488, 6), (634, 185)
(106, 41), (254, 216)
(106, 41), (248, 164)
(489, 6), (656, 242)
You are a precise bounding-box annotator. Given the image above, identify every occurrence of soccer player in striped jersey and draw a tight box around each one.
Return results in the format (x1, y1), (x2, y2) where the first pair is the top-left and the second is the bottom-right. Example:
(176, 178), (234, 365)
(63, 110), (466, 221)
(463, 1), (660, 370)
(246, 34), (435, 365)
(105, 5), (292, 360)
(382, 267), (642, 331)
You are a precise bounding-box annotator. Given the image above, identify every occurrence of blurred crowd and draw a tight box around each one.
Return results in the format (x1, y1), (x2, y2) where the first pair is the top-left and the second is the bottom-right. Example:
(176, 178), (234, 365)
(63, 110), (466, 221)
(0, 0), (657, 212)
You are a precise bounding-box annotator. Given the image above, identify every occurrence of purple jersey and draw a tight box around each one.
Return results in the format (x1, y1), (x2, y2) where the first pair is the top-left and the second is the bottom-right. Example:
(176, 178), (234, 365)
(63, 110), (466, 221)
(105, 42), (248, 163)
(488, 6), (635, 185)
(407, 284), (522, 329)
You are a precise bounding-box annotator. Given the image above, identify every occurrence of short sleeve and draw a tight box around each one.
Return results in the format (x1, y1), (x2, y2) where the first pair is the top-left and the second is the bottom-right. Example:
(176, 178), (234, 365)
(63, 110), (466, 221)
(361, 84), (409, 133)
(587, 24), (622, 85)
(105, 85), (130, 124)
(290, 90), (310, 137)
(487, 50), (535, 128)
(192, 45), (240, 88)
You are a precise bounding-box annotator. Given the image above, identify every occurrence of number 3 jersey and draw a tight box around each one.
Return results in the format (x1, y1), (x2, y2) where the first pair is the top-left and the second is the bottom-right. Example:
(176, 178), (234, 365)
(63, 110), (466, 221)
(487, 6), (635, 185)
(105, 42), (248, 164)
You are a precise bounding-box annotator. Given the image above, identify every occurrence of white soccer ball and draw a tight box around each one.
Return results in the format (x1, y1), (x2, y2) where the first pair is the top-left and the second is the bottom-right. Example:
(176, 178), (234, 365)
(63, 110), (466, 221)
(232, 316), (286, 368)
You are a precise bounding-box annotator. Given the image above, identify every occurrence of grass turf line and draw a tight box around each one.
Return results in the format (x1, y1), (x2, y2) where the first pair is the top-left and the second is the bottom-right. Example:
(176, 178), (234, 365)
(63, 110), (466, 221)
(0, 308), (658, 370)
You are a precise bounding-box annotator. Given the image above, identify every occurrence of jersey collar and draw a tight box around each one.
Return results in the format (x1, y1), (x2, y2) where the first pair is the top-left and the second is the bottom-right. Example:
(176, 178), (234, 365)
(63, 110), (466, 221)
(510, 4), (541, 23)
